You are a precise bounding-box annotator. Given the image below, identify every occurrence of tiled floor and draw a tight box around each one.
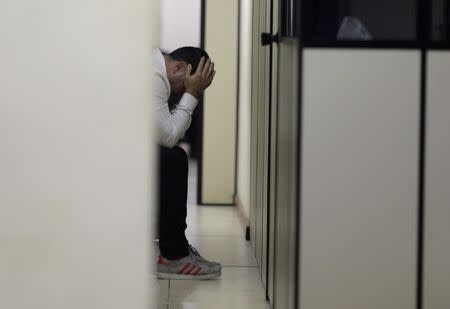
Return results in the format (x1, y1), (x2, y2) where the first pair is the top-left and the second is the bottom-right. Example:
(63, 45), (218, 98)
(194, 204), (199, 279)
(157, 161), (269, 309)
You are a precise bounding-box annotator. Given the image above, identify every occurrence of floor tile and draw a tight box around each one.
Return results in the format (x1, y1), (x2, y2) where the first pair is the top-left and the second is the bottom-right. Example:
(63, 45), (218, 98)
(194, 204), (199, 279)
(158, 279), (170, 304)
(188, 236), (257, 267)
(186, 206), (245, 237)
(168, 267), (266, 305)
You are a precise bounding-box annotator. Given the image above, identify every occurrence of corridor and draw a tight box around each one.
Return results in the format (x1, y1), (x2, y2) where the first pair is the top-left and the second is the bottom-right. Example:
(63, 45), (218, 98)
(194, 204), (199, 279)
(157, 161), (269, 309)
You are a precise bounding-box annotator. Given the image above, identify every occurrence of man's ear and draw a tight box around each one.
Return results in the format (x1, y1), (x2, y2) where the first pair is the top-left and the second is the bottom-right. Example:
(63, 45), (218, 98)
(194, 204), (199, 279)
(174, 62), (188, 75)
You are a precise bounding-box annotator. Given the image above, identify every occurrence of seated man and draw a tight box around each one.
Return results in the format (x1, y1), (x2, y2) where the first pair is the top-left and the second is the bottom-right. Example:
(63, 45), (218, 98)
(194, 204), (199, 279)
(154, 46), (221, 280)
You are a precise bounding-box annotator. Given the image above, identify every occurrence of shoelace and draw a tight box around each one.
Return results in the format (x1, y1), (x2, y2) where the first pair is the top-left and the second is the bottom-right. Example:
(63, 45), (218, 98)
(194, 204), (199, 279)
(189, 245), (201, 257)
(188, 245), (221, 268)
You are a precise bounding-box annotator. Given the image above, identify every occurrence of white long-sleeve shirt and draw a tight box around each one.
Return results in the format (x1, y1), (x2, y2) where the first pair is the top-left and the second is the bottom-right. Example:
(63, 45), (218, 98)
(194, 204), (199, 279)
(153, 49), (198, 148)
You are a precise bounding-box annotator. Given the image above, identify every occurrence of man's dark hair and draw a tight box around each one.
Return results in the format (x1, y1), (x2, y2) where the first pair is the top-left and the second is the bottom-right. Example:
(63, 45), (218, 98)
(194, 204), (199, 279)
(169, 46), (209, 74)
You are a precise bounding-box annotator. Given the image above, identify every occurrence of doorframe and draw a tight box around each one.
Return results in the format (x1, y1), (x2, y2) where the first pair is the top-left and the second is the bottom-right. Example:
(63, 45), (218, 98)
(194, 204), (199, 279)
(196, 0), (206, 205)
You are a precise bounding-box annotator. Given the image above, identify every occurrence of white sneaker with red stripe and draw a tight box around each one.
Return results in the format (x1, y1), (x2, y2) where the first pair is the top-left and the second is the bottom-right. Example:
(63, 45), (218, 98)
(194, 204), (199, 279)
(157, 253), (222, 280)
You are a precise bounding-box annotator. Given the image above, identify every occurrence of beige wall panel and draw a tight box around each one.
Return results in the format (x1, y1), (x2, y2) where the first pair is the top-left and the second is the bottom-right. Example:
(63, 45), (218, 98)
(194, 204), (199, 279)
(300, 49), (420, 309)
(274, 41), (299, 309)
(0, 1), (155, 308)
(202, 0), (238, 203)
(423, 51), (450, 309)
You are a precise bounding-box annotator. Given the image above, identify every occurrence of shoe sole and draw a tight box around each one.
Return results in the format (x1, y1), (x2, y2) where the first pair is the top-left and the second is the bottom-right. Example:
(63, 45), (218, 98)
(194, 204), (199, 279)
(157, 271), (221, 280)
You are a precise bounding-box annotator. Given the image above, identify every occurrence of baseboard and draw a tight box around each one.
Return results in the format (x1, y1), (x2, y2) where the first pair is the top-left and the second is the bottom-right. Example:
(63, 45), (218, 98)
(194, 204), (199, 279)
(234, 194), (250, 239)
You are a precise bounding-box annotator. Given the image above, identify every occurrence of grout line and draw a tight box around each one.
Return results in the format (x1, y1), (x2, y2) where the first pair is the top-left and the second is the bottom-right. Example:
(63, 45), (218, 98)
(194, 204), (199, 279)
(186, 236), (250, 238)
(221, 266), (259, 268)
(186, 235), (253, 239)
(167, 280), (171, 305)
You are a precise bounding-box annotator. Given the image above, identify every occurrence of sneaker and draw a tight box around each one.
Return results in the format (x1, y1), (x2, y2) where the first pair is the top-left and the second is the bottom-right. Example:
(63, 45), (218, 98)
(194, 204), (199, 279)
(188, 245), (222, 270)
(157, 253), (222, 280)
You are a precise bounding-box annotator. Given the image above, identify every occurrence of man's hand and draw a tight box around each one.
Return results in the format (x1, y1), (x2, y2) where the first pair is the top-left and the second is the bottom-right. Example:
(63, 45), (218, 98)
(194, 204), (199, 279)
(184, 57), (216, 98)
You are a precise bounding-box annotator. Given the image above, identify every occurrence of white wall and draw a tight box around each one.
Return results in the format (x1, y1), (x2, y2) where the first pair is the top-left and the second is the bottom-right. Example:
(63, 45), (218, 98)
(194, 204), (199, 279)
(0, 1), (156, 308)
(236, 0), (253, 218)
(202, 0), (239, 204)
(160, 0), (201, 51)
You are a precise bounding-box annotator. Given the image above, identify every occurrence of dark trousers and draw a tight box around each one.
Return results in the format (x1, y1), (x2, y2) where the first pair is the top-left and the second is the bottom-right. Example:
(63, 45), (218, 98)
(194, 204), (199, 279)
(158, 145), (190, 260)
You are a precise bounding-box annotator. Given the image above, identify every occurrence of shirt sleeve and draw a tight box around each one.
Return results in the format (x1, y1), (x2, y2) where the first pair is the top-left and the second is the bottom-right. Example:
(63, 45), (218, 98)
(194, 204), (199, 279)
(154, 72), (198, 148)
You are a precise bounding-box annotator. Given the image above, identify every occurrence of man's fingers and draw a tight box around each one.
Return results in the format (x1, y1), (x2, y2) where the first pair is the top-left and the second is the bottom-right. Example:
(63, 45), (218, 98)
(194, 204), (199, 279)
(196, 57), (206, 75)
(202, 59), (211, 76)
(207, 62), (215, 78)
(185, 64), (192, 77)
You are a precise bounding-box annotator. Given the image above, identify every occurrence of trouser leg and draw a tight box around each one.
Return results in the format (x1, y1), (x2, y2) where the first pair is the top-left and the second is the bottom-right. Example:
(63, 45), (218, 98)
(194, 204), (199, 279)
(158, 145), (189, 260)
